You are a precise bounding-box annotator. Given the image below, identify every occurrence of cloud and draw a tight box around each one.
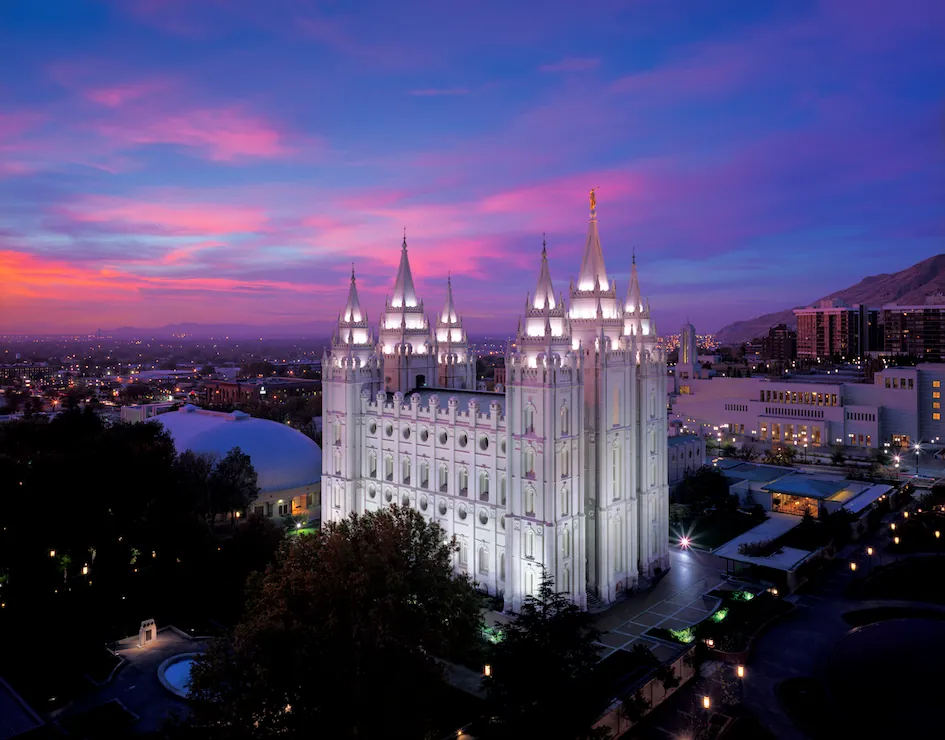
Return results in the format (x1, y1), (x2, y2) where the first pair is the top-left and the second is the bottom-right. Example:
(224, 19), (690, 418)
(409, 88), (470, 97)
(539, 57), (600, 73)
(85, 79), (171, 107)
(56, 196), (269, 236)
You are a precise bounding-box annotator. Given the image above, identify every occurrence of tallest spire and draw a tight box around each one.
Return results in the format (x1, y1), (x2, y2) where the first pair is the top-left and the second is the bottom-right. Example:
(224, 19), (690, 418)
(391, 232), (418, 308)
(577, 189), (609, 291)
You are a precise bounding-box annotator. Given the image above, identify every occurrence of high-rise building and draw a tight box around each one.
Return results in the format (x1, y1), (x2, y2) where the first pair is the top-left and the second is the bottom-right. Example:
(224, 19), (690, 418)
(321, 195), (670, 611)
(762, 324), (797, 362)
(882, 296), (945, 360)
(794, 300), (879, 359)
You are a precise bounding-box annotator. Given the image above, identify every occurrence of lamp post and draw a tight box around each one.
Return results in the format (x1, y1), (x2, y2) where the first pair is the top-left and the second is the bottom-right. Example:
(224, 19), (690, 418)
(736, 664), (745, 704)
(866, 545), (874, 573)
(914, 442), (922, 477)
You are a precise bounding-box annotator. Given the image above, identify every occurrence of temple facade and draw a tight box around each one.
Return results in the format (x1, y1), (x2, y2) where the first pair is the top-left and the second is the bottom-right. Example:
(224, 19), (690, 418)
(322, 196), (669, 611)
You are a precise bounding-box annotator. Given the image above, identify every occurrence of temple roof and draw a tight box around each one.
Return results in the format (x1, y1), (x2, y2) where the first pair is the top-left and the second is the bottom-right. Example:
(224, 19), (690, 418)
(440, 275), (459, 323)
(626, 253), (645, 315)
(533, 238), (556, 309)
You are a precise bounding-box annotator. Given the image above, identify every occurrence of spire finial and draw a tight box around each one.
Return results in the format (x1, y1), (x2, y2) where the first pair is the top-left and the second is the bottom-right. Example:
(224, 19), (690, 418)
(351, 262), (356, 281)
(402, 226), (407, 247)
(542, 232), (547, 257)
(590, 186), (599, 212)
(447, 270), (451, 286)
(632, 247), (636, 265)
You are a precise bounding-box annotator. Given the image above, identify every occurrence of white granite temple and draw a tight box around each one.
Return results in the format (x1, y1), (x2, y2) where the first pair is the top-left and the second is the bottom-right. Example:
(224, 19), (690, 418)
(322, 194), (669, 611)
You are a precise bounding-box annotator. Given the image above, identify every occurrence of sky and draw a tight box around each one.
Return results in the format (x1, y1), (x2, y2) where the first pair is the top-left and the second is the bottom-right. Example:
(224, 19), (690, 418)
(1, 0), (944, 336)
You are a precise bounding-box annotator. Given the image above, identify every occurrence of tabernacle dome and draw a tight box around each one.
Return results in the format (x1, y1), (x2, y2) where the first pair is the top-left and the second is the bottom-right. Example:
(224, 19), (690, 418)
(157, 405), (321, 524)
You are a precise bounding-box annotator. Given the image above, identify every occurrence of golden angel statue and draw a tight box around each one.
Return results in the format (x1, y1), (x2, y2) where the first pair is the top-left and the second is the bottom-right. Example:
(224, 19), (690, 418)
(589, 187), (598, 211)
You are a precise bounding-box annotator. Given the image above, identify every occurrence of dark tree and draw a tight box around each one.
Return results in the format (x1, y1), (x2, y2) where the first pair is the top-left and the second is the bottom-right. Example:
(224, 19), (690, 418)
(209, 447), (259, 525)
(185, 506), (482, 739)
(673, 466), (735, 512)
(830, 445), (846, 466)
(480, 570), (608, 740)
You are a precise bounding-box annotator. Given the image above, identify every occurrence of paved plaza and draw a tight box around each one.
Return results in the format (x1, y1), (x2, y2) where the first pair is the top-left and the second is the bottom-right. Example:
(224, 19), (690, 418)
(593, 548), (729, 661)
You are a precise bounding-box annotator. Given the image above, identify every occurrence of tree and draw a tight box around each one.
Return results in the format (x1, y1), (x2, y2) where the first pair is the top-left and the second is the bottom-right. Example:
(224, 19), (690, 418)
(831, 445), (846, 466)
(763, 444), (796, 467)
(673, 467), (735, 513)
(185, 506), (482, 739)
(208, 447), (259, 525)
(480, 570), (608, 740)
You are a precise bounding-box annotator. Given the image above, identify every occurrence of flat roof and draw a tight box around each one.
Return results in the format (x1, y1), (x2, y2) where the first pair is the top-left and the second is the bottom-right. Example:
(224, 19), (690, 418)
(845, 483), (894, 515)
(712, 513), (812, 570)
(668, 434), (702, 447)
(763, 475), (849, 499)
(719, 462), (795, 484)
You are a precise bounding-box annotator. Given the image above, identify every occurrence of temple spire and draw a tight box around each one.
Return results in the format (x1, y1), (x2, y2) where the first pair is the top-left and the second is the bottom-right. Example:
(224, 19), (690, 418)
(440, 273), (459, 324)
(577, 192), (609, 291)
(533, 235), (556, 309)
(626, 254), (644, 315)
(392, 232), (418, 308)
(343, 265), (363, 322)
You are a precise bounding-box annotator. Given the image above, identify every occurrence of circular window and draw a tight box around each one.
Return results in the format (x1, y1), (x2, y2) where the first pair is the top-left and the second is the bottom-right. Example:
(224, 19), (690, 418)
(438, 500), (448, 516)
(368, 486), (376, 499)
(479, 509), (488, 525)
(402, 425), (411, 440)
(385, 423), (394, 437)
(369, 422), (377, 434)
(458, 432), (468, 448)
(458, 505), (468, 521)
(438, 430), (448, 445)
(402, 494), (410, 507)
(420, 495), (428, 511)
(479, 435), (489, 451)
(384, 489), (393, 503)
(420, 427), (429, 442)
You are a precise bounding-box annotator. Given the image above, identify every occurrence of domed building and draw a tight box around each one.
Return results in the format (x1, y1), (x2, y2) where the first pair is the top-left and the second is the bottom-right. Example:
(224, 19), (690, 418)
(156, 404), (321, 524)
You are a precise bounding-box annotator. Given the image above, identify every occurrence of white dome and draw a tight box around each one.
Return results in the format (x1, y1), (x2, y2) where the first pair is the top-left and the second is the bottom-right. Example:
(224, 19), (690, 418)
(157, 405), (321, 493)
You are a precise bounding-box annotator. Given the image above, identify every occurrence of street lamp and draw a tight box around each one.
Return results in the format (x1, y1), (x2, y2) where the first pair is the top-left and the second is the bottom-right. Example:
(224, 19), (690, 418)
(483, 664), (492, 677)
(702, 696), (711, 710)
(914, 443), (922, 477)
(849, 561), (857, 572)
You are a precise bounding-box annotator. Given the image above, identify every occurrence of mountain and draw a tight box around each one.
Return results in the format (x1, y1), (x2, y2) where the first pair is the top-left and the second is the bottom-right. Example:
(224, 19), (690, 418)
(715, 254), (945, 345)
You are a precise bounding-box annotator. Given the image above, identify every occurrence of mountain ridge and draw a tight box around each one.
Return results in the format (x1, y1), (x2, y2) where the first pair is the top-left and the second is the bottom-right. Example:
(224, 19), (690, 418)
(716, 254), (945, 344)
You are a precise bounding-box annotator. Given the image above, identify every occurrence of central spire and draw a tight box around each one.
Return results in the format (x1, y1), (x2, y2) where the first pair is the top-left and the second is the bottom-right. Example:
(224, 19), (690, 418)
(391, 232), (418, 308)
(577, 193), (609, 291)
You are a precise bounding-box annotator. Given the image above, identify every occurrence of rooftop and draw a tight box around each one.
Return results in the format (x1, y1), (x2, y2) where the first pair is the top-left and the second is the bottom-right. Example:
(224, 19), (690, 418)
(712, 513), (813, 571)
(762, 475), (850, 500)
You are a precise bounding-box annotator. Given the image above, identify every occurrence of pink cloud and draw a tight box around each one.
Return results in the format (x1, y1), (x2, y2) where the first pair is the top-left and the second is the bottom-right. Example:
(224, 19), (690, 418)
(539, 57), (600, 73)
(93, 106), (294, 161)
(409, 88), (469, 97)
(59, 196), (269, 235)
(86, 79), (170, 107)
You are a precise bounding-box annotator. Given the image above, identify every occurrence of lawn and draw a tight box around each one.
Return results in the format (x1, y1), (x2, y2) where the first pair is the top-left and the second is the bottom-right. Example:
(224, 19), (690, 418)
(849, 557), (945, 604)
(646, 592), (794, 653)
(685, 512), (765, 550)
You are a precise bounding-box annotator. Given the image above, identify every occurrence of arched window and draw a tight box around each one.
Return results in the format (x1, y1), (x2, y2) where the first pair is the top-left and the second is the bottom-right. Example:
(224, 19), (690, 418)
(524, 528), (536, 559)
(562, 526), (571, 557)
(525, 568), (536, 597)
(458, 468), (469, 496)
(385, 454), (394, 481)
(459, 538), (468, 567)
(478, 546), (489, 574)
(562, 568), (571, 593)
(524, 406), (535, 434)
(333, 421), (341, 445)
(560, 405), (569, 435)
(524, 447), (535, 478)
(368, 452), (377, 478)
(612, 445), (620, 500)
(500, 550), (505, 581)
(560, 446), (569, 478)
(524, 486), (536, 516)
(402, 456), (411, 484)
(560, 486), (569, 515)
(500, 475), (507, 506)
(420, 461), (429, 488)
(612, 387), (620, 427)
(479, 471), (489, 501)
(439, 463), (449, 492)
(333, 484), (340, 508)
(334, 449), (341, 475)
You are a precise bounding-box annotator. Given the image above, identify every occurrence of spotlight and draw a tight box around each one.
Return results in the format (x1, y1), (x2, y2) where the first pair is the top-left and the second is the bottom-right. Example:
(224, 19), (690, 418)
(680, 536), (691, 549)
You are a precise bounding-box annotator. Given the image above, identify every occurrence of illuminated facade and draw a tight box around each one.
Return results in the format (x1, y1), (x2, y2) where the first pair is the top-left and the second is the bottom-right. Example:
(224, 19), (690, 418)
(322, 198), (669, 612)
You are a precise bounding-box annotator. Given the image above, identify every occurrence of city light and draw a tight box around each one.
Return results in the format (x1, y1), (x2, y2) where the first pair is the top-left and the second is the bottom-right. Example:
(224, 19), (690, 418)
(736, 665), (745, 679)
(702, 696), (711, 710)
(679, 536), (691, 549)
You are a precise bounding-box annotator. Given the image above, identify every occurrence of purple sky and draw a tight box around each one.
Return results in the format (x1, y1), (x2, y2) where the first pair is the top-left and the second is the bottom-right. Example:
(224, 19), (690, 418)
(2, 0), (944, 335)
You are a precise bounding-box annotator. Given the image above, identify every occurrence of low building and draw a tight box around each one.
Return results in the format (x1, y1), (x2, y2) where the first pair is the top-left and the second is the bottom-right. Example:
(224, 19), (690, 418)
(670, 362), (945, 451)
(148, 404), (322, 524)
(203, 377), (320, 405)
(667, 434), (705, 486)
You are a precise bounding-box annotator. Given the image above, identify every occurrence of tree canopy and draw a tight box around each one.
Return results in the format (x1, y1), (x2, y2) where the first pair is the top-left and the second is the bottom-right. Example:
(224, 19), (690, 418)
(480, 571), (608, 740)
(185, 505), (483, 739)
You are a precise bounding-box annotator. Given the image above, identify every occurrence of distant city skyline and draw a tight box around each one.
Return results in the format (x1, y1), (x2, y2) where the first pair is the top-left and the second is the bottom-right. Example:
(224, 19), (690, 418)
(2, 0), (943, 335)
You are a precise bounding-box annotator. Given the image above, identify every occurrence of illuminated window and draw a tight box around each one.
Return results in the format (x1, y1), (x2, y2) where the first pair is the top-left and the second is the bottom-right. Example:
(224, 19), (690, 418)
(935, 402), (941, 410)
(935, 413), (942, 421)
(935, 381), (941, 388)
(935, 392), (941, 399)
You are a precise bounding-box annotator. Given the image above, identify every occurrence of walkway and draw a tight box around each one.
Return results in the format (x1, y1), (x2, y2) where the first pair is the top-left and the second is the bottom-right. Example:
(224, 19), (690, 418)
(593, 549), (728, 661)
